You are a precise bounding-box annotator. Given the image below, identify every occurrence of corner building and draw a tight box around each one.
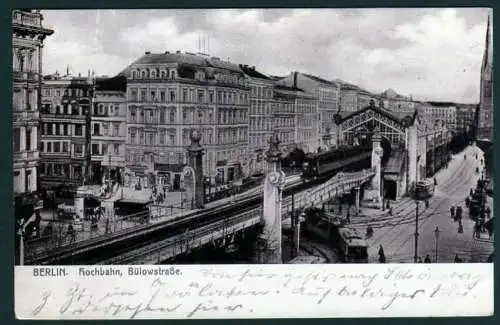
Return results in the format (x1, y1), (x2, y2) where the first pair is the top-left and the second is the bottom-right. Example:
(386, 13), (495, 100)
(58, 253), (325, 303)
(123, 51), (250, 189)
(12, 9), (53, 197)
(90, 76), (127, 183)
(40, 73), (93, 189)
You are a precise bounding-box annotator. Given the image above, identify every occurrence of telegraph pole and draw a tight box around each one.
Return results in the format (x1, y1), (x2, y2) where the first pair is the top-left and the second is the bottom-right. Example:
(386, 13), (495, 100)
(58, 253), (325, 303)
(414, 201), (419, 263)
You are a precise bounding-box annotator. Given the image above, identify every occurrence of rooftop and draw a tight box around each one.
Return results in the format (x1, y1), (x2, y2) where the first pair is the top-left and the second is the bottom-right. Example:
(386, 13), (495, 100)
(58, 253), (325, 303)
(95, 75), (127, 92)
(302, 73), (339, 87)
(239, 64), (271, 80)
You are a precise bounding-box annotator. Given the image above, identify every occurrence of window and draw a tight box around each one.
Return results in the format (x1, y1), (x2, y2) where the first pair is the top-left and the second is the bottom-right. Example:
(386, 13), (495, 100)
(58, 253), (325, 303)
(25, 128), (31, 150)
(198, 90), (204, 103)
(183, 89), (188, 102)
(160, 110), (165, 124)
(113, 124), (119, 136)
(75, 144), (83, 155)
(169, 134), (175, 145)
(140, 89), (146, 101)
(75, 124), (83, 136)
(131, 90), (138, 101)
(47, 142), (52, 152)
(54, 142), (60, 153)
(151, 91), (156, 101)
(63, 124), (68, 136)
(130, 130), (136, 144)
(169, 90), (176, 101)
(160, 91), (166, 102)
(44, 88), (50, 96)
(40, 142), (44, 152)
(93, 123), (100, 136)
(63, 142), (68, 152)
(55, 89), (61, 97)
(114, 144), (119, 154)
(92, 144), (99, 155)
(170, 110), (175, 122)
(141, 71), (145, 78)
(71, 89), (76, 97)
(14, 128), (20, 152)
(72, 103), (79, 115)
(160, 131), (165, 144)
(130, 108), (136, 121)
(148, 133), (154, 145)
(209, 91), (214, 103)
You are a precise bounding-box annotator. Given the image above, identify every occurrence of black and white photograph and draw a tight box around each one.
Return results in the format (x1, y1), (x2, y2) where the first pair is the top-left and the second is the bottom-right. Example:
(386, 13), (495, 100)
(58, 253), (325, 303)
(14, 8), (493, 266)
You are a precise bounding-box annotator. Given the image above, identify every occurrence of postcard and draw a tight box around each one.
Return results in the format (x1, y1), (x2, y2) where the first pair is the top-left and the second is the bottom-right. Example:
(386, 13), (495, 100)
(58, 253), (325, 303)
(13, 8), (493, 319)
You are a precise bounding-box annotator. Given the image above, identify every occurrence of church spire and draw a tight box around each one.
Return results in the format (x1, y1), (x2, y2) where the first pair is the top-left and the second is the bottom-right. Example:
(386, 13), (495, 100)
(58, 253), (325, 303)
(482, 13), (492, 70)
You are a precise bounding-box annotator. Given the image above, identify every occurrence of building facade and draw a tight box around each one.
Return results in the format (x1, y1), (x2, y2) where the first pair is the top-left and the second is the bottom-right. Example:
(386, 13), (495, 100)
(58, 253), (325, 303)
(417, 102), (457, 131)
(12, 9), (53, 196)
(339, 84), (359, 113)
(40, 72), (93, 189)
(478, 14), (493, 140)
(456, 104), (477, 132)
(123, 51), (250, 190)
(91, 76), (127, 183)
(272, 88), (296, 155)
(240, 65), (275, 176)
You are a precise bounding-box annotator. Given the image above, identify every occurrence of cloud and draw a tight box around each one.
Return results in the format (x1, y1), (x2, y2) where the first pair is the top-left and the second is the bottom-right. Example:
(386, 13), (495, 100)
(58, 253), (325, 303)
(40, 8), (491, 103)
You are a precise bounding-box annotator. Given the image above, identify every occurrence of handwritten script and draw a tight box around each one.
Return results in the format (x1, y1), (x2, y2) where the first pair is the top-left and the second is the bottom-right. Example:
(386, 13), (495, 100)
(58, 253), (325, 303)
(17, 265), (492, 319)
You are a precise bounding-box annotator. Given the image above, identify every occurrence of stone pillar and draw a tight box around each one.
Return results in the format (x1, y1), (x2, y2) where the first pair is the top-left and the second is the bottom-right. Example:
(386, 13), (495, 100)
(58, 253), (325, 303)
(354, 186), (360, 215)
(261, 133), (285, 264)
(293, 214), (300, 257)
(20, 126), (26, 151)
(31, 166), (37, 193)
(187, 130), (204, 209)
(371, 132), (383, 205)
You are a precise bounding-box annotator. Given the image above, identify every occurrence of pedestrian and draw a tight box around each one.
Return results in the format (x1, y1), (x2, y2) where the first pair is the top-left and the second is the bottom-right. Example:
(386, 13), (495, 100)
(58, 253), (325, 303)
(458, 219), (463, 233)
(470, 188), (474, 196)
(424, 255), (431, 263)
(418, 257), (423, 263)
(434, 177), (437, 186)
(450, 206), (455, 219)
(425, 200), (429, 208)
(346, 210), (351, 224)
(366, 226), (373, 238)
(378, 245), (386, 263)
(485, 206), (491, 219)
(389, 207), (393, 216)
(454, 254), (461, 263)
(386, 200), (390, 210)
(67, 223), (75, 244)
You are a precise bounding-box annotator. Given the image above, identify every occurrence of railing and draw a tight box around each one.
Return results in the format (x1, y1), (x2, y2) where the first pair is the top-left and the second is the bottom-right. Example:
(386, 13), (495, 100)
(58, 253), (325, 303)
(14, 150), (39, 161)
(14, 110), (39, 121)
(13, 71), (39, 82)
(12, 10), (42, 27)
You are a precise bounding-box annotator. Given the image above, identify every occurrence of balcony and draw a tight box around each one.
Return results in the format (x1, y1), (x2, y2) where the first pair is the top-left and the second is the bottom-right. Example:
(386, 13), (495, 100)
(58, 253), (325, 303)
(14, 150), (39, 162)
(13, 70), (39, 82)
(12, 10), (42, 27)
(13, 110), (39, 122)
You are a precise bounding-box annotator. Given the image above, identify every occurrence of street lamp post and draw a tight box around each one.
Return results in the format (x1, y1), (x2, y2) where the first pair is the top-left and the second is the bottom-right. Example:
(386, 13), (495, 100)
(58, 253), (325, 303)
(434, 226), (440, 263)
(414, 201), (419, 263)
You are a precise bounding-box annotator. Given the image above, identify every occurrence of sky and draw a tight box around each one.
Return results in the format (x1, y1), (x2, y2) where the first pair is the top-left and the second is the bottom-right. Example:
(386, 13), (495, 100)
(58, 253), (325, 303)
(40, 8), (491, 104)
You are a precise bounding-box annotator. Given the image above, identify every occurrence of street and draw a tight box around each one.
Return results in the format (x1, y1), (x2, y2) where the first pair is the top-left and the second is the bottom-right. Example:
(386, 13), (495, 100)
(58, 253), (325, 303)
(351, 145), (493, 263)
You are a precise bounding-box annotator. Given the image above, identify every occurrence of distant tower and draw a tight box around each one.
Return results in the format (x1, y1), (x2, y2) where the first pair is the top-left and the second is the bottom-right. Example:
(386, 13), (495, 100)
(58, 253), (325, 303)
(478, 13), (493, 140)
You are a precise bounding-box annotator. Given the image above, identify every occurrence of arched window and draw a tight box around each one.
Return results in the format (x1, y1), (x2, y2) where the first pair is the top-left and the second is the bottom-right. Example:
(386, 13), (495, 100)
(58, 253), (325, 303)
(132, 71), (136, 79)
(151, 70), (156, 79)
(161, 70), (166, 78)
(170, 70), (175, 79)
(141, 71), (146, 79)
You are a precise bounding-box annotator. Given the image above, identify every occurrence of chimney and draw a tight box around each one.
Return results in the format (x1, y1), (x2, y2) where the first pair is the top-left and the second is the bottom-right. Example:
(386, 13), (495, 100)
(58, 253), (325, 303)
(145, 51), (151, 55)
(251, 66), (255, 70)
(293, 71), (298, 88)
(165, 51), (170, 54)
(176, 50), (181, 54)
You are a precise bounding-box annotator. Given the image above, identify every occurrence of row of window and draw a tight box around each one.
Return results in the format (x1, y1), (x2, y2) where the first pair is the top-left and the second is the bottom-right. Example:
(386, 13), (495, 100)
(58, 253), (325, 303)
(39, 163), (82, 179)
(128, 107), (247, 125)
(127, 127), (248, 146)
(91, 142), (121, 156)
(40, 140), (75, 154)
(41, 102), (87, 116)
(13, 88), (36, 111)
(43, 87), (90, 98)
(250, 85), (273, 99)
(94, 103), (123, 116)
(92, 122), (122, 137)
(13, 127), (33, 152)
(129, 87), (249, 105)
(41, 123), (84, 136)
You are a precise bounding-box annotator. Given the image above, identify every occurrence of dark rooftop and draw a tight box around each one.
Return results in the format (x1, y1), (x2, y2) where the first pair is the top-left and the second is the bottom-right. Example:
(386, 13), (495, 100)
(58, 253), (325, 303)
(274, 84), (305, 92)
(239, 64), (271, 80)
(95, 75), (127, 92)
(302, 73), (339, 87)
(426, 101), (457, 107)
